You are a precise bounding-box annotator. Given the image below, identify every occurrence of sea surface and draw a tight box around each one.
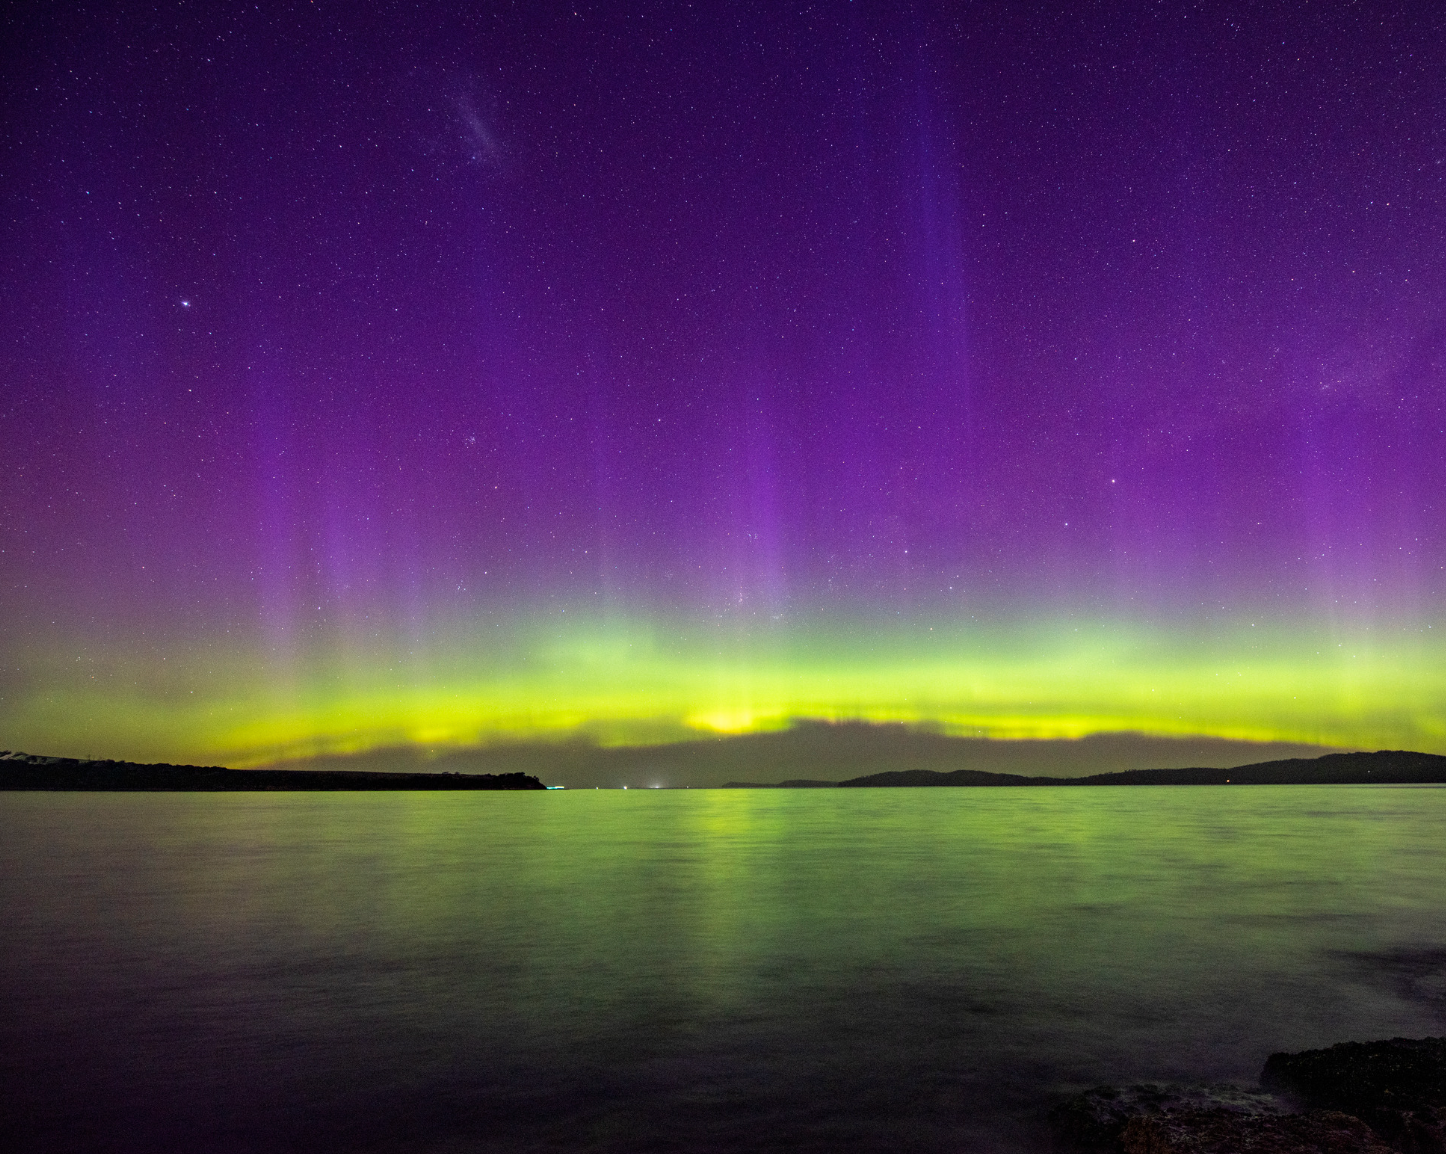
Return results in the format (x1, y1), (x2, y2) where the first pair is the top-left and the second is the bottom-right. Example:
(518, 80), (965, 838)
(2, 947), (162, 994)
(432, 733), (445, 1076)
(2, 786), (1444, 1153)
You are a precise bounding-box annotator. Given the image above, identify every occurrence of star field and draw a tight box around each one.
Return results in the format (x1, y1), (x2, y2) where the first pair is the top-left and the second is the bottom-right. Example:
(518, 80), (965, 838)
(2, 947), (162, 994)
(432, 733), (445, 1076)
(2, 1), (1444, 765)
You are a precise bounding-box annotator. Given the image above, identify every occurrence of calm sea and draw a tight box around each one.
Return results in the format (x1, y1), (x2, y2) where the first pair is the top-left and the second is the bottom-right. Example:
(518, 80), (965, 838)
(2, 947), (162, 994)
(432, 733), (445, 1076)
(2, 786), (1444, 1153)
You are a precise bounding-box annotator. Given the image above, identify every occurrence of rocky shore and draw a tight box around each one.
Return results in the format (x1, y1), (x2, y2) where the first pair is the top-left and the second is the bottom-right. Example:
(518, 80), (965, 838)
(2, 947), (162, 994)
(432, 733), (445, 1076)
(1051, 1037), (1445, 1153)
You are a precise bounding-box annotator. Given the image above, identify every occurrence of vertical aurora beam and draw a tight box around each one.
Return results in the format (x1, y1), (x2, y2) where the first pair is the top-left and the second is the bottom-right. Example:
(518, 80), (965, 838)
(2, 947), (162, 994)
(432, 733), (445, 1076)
(1, 3), (1443, 766)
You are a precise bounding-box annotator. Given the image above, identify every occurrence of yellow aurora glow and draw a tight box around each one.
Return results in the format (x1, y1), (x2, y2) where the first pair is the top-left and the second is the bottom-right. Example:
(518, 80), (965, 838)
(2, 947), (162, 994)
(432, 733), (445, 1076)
(7, 610), (1444, 765)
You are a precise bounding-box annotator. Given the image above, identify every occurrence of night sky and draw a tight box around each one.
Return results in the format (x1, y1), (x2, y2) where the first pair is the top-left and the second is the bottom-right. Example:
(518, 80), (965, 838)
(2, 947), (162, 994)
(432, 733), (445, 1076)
(3, 1), (1444, 767)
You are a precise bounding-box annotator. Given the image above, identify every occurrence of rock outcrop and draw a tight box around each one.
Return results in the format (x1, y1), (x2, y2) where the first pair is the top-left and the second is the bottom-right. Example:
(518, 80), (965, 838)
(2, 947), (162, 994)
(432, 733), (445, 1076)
(1050, 1083), (1288, 1151)
(1120, 1108), (1394, 1153)
(1052, 1036), (1446, 1153)
(1261, 1037), (1446, 1154)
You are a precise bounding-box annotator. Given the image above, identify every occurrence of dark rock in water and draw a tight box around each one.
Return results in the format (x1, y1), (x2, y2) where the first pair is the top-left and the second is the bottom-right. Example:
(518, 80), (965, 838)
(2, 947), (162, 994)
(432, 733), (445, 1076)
(1260, 1037), (1446, 1153)
(1050, 1083), (1287, 1151)
(1120, 1108), (1394, 1153)
(1053, 1038), (1446, 1153)
(1260, 1036), (1446, 1112)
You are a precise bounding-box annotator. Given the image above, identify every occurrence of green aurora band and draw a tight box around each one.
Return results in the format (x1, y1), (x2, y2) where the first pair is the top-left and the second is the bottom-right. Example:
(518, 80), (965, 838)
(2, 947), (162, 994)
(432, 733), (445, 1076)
(7, 609), (1443, 766)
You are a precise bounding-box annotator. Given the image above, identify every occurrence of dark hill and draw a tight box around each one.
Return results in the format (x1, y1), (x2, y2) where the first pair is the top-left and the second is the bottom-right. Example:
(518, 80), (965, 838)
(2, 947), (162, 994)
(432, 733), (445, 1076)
(0, 751), (546, 790)
(837, 749), (1446, 787)
(838, 768), (1057, 787)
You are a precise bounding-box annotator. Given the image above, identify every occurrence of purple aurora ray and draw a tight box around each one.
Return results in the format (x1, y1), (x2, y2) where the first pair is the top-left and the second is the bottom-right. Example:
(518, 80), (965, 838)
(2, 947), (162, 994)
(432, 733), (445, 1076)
(1, 2), (1443, 767)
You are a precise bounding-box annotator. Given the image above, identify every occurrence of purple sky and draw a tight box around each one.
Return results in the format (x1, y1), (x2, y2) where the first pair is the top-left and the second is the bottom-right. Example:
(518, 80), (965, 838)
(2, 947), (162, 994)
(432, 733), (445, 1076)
(3, 2), (1444, 764)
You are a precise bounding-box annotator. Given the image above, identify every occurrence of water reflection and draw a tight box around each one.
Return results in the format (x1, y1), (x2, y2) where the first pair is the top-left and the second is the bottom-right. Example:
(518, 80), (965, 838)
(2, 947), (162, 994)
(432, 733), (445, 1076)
(2, 786), (1443, 1152)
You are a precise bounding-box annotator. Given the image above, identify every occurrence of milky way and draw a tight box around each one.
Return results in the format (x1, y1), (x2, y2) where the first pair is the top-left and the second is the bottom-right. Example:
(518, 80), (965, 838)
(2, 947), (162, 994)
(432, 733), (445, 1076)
(2, 2), (1443, 764)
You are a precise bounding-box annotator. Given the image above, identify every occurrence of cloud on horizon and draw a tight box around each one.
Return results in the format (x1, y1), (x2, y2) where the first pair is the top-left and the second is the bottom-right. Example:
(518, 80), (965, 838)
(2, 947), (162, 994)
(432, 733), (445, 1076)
(255, 723), (1352, 789)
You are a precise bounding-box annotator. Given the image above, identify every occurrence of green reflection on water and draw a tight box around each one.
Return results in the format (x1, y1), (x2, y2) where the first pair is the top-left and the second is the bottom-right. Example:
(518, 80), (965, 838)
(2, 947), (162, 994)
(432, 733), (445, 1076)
(2, 786), (1444, 1150)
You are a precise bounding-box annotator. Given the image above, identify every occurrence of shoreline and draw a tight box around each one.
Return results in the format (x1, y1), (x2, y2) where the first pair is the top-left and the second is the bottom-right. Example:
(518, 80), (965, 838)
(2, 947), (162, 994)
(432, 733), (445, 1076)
(0, 751), (546, 790)
(5, 748), (1445, 791)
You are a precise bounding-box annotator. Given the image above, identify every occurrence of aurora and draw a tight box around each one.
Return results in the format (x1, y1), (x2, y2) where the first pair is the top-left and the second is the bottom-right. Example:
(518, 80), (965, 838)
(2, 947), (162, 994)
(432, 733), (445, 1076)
(6, 608), (1441, 767)
(2, 2), (1443, 770)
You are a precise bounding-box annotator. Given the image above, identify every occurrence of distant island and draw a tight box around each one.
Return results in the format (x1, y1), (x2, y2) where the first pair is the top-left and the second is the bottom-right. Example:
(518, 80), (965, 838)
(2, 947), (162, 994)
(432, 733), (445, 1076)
(723, 749), (1446, 787)
(0, 751), (546, 791)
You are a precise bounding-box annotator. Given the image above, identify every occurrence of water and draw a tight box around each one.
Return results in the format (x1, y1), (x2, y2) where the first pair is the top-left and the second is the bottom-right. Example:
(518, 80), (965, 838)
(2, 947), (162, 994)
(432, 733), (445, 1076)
(2, 786), (1444, 1153)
